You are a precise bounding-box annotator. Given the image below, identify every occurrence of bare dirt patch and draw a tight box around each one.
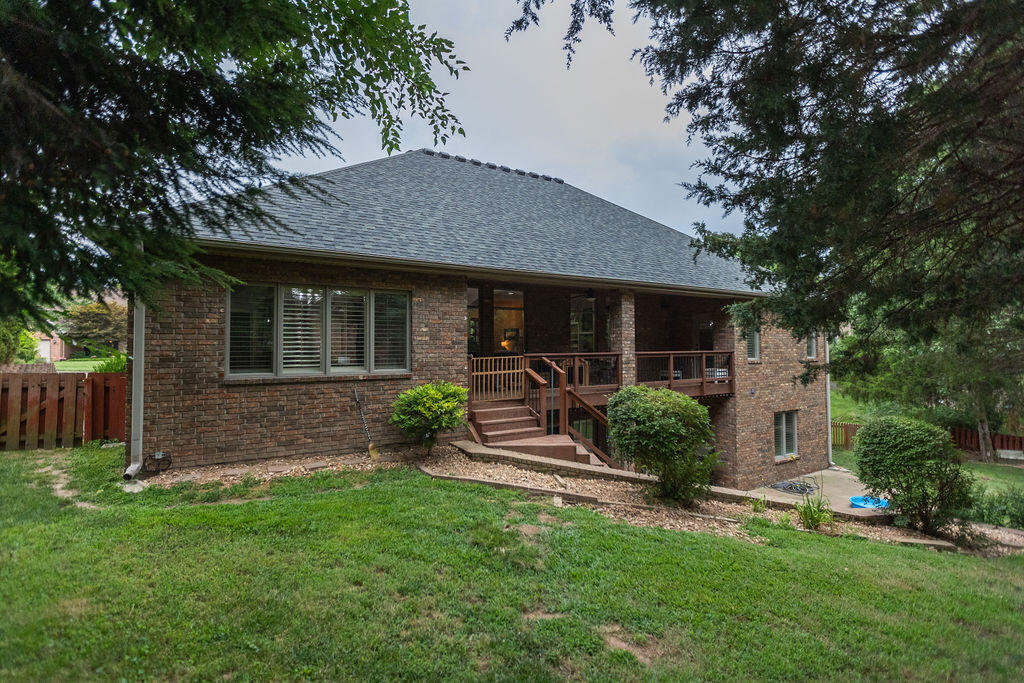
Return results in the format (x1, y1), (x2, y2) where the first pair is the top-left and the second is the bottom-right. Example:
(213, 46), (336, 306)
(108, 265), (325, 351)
(599, 624), (661, 665)
(523, 610), (563, 621)
(516, 524), (543, 538)
(35, 459), (102, 510)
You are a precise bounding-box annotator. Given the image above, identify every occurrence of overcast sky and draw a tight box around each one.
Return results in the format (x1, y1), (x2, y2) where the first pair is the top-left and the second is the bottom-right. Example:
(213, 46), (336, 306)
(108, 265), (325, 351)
(279, 1), (743, 236)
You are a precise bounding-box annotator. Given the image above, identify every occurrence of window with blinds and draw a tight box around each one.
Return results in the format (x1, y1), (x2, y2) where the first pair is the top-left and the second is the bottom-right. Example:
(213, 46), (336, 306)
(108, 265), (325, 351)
(281, 287), (324, 373)
(226, 285), (409, 377)
(746, 329), (760, 361)
(774, 411), (798, 458)
(373, 292), (409, 370)
(330, 290), (367, 371)
(228, 285), (274, 374)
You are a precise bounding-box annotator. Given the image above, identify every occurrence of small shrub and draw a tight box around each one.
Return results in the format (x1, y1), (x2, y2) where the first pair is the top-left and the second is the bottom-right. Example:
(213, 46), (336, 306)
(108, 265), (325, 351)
(969, 486), (1024, 530)
(795, 490), (834, 530)
(389, 381), (468, 455)
(607, 385), (717, 503)
(856, 415), (975, 533)
(750, 495), (767, 513)
(93, 352), (127, 373)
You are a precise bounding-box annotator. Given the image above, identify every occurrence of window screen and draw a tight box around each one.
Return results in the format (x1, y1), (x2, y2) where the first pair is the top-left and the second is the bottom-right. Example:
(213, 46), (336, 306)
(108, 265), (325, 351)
(229, 285), (274, 374)
(373, 292), (409, 370)
(281, 287), (323, 372)
(330, 290), (367, 371)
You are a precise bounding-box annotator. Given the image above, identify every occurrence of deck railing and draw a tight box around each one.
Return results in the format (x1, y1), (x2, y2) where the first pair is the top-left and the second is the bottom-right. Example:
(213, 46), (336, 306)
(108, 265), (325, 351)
(635, 351), (734, 396)
(468, 355), (524, 403)
(524, 353), (621, 392)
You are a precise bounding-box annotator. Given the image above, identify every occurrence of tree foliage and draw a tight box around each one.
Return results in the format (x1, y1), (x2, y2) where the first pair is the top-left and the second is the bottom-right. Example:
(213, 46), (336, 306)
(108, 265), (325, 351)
(1, 1), (466, 324)
(607, 384), (716, 502)
(512, 0), (1024, 352)
(834, 310), (1024, 460)
(55, 301), (128, 351)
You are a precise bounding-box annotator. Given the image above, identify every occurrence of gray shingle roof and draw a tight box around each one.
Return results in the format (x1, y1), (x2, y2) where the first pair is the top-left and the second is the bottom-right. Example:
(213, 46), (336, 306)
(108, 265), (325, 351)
(197, 149), (754, 294)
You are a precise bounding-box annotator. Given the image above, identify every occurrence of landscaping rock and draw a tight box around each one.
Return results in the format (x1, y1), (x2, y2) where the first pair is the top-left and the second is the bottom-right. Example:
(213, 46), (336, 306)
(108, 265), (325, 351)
(122, 479), (148, 494)
(305, 461), (329, 471)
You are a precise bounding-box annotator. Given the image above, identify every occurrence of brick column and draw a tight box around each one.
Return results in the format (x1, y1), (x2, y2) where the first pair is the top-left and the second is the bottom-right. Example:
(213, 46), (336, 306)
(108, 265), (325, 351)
(608, 290), (636, 386)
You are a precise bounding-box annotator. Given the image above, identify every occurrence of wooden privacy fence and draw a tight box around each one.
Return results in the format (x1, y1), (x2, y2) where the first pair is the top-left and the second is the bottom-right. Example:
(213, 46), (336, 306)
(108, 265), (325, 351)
(831, 421), (862, 449)
(0, 372), (125, 451)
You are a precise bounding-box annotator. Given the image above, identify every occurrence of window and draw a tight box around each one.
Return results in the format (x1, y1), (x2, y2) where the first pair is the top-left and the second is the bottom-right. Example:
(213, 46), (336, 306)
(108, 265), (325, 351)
(330, 289), (367, 371)
(806, 335), (818, 359)
(227, 285), (409, 377)
(228, 285), (274, 374)
(745, 329), (760, 361)
(373, 292), (410, 370)
(774, 411), (798, 459)
(281, 287), (324, 374)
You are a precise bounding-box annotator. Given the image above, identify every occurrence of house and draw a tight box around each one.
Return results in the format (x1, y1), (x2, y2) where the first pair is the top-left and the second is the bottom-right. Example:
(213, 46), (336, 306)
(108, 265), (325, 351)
(125, 149), (829, 489)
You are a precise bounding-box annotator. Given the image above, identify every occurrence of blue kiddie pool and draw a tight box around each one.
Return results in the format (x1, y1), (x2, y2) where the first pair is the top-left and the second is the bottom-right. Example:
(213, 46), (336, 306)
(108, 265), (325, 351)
(850, 496), (890, 509)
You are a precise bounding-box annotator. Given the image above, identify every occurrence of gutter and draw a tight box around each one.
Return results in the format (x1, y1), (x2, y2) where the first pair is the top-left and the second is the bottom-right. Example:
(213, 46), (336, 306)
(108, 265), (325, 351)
(124, 299), (145, 480)
(825, 334), (834, 467)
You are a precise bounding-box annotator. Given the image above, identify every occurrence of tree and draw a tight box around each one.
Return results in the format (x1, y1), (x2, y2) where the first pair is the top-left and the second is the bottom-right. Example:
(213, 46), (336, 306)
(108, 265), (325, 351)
(511, 0), (1024, 356)
(0, 319), (20, 364)
(834, 311), (1024, 461)
(1, 1), (466, 325)
(55, 301), (128, 351)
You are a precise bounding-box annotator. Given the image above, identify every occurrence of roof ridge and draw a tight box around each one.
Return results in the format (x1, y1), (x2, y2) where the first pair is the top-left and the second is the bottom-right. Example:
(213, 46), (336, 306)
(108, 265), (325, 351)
(415, 148), (564, 184)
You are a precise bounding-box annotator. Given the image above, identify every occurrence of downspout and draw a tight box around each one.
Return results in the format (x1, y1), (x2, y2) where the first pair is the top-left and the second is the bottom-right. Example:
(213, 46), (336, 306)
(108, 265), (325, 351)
(825, 335), (834, 466)
(123, 299), (145, 480)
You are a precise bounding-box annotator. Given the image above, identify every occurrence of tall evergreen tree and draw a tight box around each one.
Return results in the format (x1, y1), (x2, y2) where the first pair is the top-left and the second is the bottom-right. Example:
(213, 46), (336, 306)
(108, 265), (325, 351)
(1, 1), (466, 323)
(512, 0), (1024, 352)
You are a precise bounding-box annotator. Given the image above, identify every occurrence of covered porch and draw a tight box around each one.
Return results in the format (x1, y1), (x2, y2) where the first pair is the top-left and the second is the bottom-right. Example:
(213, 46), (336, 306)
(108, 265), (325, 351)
(465, 281), (738, 467)
(466, 281), (737, 405)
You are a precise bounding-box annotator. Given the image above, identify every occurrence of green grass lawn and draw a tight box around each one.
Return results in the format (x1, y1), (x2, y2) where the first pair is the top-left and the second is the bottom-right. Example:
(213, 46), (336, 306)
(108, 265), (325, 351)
(54, 358), (106, 372)
(2, 445), (1023, 680)
(964, 461), (1024, 494)
(830, 389), (871, 423)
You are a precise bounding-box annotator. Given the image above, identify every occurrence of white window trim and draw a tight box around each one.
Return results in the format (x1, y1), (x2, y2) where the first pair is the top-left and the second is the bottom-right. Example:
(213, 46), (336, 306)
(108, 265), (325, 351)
(226, 284), (411, 378)
(746, 329), (760, 361)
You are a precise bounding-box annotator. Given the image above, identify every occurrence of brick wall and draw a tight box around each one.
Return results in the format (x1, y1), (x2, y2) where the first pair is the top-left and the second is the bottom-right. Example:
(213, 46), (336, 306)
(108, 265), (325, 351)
(126, 254), (468, 469)
(718, 325), (829, 490)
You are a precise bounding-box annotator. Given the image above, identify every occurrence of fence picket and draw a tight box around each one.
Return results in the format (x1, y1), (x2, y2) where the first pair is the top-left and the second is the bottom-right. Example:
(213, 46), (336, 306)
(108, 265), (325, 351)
(0, 371), (125, 451)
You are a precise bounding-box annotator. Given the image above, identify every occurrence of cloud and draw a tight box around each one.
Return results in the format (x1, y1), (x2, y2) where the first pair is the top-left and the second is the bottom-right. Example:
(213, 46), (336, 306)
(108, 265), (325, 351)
(276, 1), (744, 235)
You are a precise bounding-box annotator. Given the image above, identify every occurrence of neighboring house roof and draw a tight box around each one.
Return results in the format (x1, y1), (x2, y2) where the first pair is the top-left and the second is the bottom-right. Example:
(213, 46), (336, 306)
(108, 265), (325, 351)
(197, 149), (755, 295)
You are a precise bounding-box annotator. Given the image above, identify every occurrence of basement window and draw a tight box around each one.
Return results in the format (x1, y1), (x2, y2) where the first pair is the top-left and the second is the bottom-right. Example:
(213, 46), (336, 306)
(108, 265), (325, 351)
(774, 411), (798, 460)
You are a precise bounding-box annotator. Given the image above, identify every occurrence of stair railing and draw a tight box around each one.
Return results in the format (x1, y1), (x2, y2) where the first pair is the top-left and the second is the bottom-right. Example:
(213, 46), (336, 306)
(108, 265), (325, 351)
(539, 357), (568, 436)
(565, 387), (619, 468)
(523, 367), (548, 433)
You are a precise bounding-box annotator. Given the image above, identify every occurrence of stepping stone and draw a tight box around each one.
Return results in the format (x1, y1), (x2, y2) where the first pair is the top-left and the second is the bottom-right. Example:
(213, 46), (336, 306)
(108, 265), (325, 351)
(122, 479), (148, 494)
(174, 472), (200, 483)
(305, 461), (329, 471)
(221, 467), (250, 477)
(267, 464), (293, 474)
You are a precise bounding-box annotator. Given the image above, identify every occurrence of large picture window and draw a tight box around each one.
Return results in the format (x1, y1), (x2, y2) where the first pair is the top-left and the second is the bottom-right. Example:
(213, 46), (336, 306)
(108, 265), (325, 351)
(227, 285), (409, 377)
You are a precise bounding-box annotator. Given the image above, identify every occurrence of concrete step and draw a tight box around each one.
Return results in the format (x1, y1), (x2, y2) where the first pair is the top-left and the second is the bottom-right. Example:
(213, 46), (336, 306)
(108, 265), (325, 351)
(482, 426), (546, 443)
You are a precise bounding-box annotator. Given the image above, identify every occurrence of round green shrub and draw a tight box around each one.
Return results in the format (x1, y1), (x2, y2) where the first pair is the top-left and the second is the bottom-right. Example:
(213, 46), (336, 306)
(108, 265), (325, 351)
(389, 381), (468, 455)
(93, 352), (127, 373)
(607, 385), (717, 503)
(855, 415), (974, 533)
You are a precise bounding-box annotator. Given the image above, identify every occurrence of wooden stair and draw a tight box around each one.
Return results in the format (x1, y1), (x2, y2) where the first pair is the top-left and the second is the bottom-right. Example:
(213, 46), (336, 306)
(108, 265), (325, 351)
(469, 401), (594, 464)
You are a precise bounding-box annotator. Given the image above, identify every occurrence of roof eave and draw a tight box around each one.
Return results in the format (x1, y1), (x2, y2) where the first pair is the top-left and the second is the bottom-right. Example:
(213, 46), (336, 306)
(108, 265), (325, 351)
(195, 237), (763, 299)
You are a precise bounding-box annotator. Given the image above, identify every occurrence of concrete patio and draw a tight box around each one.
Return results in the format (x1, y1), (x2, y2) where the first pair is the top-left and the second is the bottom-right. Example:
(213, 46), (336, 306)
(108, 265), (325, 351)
(750, 467), (886, 521)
